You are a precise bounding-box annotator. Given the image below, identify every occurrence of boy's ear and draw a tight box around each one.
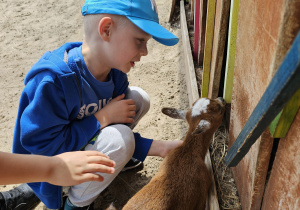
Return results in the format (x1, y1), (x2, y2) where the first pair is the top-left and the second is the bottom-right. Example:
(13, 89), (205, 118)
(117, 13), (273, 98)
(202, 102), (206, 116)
(98, 17), (112, 41)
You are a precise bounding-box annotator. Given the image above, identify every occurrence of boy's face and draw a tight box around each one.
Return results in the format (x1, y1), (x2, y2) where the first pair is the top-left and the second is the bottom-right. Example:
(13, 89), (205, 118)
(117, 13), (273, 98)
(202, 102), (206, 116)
(108, 19), (152, 74)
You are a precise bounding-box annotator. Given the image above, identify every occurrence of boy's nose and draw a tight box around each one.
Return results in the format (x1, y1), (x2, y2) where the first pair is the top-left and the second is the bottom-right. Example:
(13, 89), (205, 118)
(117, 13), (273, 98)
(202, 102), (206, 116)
(140, 45), (148, 56)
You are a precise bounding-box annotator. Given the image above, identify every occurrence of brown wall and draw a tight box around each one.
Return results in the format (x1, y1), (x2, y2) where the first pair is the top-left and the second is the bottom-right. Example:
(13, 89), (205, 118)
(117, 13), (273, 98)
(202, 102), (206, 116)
(228, 0), (286, 209)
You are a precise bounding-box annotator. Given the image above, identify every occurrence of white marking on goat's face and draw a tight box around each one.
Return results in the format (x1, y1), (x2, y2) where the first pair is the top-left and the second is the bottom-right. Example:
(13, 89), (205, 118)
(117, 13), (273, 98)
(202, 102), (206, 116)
(191, 98), (210, 117)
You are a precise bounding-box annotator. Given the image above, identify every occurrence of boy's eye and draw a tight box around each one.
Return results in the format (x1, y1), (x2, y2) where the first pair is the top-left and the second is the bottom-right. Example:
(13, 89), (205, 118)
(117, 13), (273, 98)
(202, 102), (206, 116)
(137, 39), (144, 44)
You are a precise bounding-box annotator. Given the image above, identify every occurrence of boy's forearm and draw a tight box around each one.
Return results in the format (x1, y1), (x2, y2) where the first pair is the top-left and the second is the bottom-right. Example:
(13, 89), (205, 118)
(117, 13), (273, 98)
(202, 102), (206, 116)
(147, 140), (183, 158)
(0, 152), (52, 185)
(147, 140), (165, 157)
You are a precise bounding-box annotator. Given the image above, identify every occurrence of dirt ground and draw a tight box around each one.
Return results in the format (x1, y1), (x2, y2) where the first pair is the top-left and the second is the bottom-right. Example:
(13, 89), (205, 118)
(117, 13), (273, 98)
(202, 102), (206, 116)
(0, 0), (189, 209)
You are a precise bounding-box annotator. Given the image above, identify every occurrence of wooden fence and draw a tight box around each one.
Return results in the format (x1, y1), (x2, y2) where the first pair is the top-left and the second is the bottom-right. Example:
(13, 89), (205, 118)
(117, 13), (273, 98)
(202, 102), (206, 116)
(176, 0), (300, 209)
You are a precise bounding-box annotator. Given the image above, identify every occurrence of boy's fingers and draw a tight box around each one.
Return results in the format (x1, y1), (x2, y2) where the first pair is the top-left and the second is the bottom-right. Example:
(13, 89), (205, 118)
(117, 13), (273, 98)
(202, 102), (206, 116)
(81, 174), (104, 183)
(128, 111), (136, 117)
(125, 99), (135, 105)
(85, 151), (109, 159)
(85, 164), (115, 174)
(88, 156), (116, 167)
(129, 104), (136, 111)
(125, 118), (135, 124)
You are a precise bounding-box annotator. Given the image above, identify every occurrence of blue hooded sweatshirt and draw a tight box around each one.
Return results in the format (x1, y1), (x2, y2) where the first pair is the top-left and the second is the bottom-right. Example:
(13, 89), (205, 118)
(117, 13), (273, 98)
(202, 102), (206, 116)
(12, 42), (153, 209)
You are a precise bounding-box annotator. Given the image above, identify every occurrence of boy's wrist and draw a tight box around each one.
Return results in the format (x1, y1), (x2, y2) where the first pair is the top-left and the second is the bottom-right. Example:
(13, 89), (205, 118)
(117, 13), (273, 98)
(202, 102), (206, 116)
(94, 110), (109, 129)
(46, 156), (61, 184)
(147, 140), (165, 157)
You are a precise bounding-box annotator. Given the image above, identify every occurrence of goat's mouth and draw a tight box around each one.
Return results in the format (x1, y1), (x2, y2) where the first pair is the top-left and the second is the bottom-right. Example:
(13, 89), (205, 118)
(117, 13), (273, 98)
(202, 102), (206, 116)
(216, 97), (226, 106)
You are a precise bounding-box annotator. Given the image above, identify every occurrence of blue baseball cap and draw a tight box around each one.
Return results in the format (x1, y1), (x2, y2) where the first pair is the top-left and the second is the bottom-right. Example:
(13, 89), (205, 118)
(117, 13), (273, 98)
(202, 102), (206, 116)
(82, 0), (179, 46)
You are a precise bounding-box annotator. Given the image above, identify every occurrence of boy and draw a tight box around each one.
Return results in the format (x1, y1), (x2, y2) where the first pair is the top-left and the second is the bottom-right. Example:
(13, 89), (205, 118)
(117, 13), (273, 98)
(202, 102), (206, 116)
(1, 0), (181, 209)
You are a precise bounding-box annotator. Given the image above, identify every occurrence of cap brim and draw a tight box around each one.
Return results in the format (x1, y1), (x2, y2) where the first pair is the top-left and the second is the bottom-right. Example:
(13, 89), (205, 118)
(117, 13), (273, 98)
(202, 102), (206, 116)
(127, 17), (179, 46)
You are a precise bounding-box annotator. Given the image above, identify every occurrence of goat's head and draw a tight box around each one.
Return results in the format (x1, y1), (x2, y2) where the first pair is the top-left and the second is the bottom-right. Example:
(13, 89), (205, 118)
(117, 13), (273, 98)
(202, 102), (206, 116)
(162, 97), (226, 135)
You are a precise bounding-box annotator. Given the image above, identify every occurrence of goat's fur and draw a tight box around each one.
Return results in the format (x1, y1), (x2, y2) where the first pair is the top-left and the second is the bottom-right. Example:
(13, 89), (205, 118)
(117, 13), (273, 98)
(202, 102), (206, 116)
(123, 97), (226, 210)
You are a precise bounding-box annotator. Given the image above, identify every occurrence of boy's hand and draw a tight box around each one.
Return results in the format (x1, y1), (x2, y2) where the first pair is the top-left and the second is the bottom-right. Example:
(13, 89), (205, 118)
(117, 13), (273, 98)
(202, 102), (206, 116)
(48, 151), (115, 186)
(94, 94), (136, 128)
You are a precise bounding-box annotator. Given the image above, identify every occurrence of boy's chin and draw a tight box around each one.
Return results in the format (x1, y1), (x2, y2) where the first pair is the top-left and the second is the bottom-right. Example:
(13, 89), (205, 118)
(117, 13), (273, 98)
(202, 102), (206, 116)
(117, 68), (131, 74)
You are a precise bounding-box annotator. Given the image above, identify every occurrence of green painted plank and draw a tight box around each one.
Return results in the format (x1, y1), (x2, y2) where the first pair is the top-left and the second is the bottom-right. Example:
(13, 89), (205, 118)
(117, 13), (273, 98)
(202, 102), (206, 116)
(269, 89), (300, 138)
(225, 31), (300, 167)
(223, 0), (239, 103)
(201, 0), (216, 97)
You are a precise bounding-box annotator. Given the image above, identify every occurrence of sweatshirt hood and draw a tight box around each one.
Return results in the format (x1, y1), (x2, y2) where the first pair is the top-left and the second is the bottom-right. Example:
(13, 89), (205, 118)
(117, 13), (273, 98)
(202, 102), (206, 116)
(24, 42), (82, 85)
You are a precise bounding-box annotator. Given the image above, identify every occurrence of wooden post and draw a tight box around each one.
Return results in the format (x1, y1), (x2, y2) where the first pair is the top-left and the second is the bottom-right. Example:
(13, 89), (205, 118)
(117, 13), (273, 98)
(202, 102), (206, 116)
(223, 0), (239, 103)
(197, 0), (208, 66)
(168, 0), (177, 22)
(190, 0), (195, 20)
(208, 0), (230, 99)
(201, 0), (217, 97)
(193, 0), (200, 61)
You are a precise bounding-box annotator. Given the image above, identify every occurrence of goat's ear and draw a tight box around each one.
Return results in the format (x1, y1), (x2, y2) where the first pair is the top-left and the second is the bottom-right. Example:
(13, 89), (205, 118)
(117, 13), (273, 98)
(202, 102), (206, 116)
(161, 108), (187, 120)
(192, 119), (211, 135)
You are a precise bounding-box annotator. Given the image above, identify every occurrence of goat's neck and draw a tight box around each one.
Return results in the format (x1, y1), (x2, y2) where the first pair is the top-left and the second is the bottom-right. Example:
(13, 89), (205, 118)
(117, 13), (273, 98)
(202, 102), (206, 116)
(182, 129), (215, 160)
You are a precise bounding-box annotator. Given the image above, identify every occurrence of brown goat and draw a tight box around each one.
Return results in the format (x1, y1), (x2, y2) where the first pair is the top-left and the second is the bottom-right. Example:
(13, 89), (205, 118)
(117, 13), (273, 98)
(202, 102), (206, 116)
(123, 97), (226, 210)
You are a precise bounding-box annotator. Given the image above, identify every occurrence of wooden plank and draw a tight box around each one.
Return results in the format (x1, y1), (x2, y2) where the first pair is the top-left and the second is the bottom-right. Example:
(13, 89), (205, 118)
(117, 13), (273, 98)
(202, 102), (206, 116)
(180, 0), (199, 106)
(248, 131), (273, 209)
(193, 0), (200, 60)
(223, 0), (239, 103)
(225, 31), (300, 167)
(208, 0), (230, 99)
(201, 0), (217, 97)
(190, 0), (194, 21)
(197, 0), (208, 66)
(168, 0), (177, 22)
(262, 110), (300, 209)
(269, 89), (300, 138)
(180, 1), (219, 209)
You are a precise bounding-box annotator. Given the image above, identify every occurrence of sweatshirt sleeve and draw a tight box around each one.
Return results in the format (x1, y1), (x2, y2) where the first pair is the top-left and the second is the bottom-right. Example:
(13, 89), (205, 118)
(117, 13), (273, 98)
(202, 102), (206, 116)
(19, 77), (100, 156)
(133, 133), (153, 161)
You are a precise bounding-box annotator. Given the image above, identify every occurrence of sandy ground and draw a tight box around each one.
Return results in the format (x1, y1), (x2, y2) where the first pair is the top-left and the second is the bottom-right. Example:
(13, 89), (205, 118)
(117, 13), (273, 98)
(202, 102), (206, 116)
(0, 0), (189, 209)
